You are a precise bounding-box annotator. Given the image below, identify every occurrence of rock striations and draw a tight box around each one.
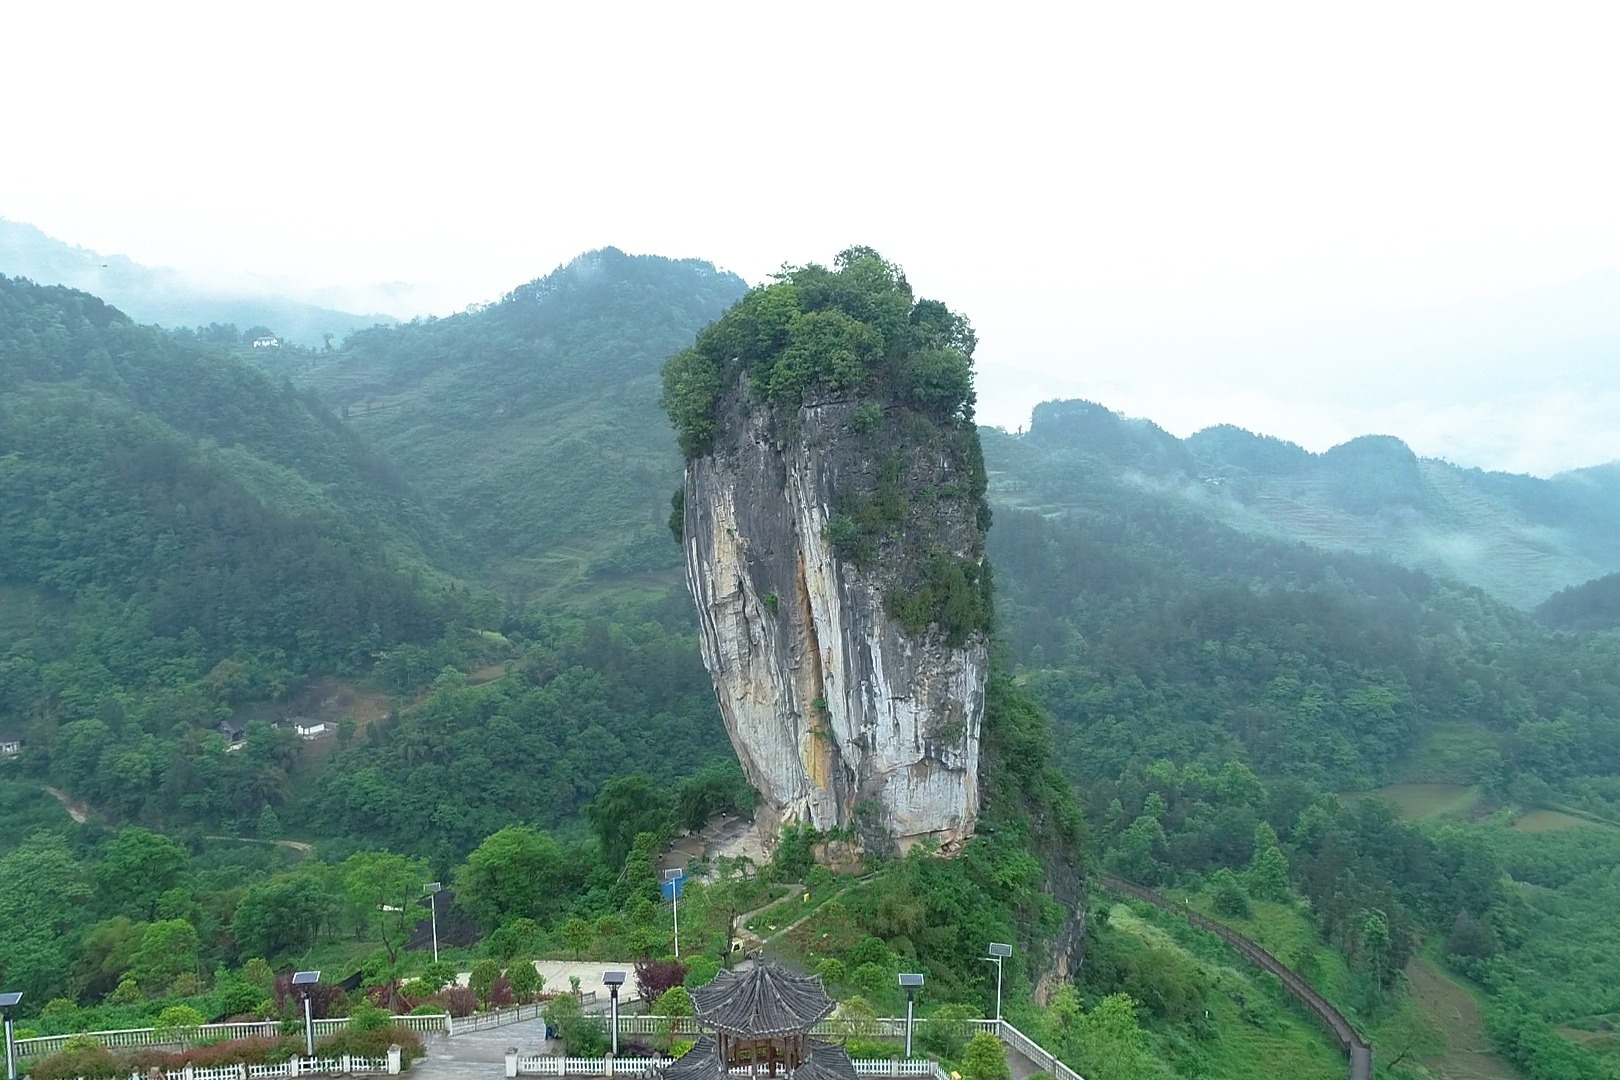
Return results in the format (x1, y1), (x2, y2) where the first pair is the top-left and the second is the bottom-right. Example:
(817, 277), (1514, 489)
(664, 249), (991, 854)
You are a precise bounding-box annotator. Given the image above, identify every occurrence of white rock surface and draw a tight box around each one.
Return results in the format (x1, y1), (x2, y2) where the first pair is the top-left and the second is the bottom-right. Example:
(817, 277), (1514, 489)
(682, 398), (985, 852)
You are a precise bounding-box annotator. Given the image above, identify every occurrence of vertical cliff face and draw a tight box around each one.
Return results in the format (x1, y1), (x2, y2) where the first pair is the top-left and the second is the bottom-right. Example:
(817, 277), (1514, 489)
(664, 249), (990, 853)
(683, 393), (987, 851)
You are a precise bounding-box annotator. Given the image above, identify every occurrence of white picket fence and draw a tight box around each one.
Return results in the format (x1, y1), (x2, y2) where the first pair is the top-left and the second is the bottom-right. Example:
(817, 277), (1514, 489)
(94, 1054), (395, 1080)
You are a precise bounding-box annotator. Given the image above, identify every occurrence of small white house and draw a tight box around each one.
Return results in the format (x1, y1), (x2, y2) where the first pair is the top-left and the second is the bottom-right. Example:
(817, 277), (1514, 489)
(0, 735), (21, 757)
(251, 336), (280, 348)
(294, 721), (328, 740)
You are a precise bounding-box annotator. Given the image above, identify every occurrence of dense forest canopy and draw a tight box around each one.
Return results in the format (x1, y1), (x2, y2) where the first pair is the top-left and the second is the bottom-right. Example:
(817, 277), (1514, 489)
(6, 255), (1620, 1079)
(302, 248), (747, 597)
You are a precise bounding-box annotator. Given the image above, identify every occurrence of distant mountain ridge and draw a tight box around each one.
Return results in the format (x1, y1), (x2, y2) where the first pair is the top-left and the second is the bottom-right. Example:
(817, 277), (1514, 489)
(0, 218), (393, 347)
(300, 247), (749, 599)
(985, 398), (1620, 608)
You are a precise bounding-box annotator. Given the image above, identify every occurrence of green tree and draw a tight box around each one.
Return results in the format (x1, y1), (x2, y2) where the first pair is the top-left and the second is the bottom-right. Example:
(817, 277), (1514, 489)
(960, 1032), (1011, 1080)
(585, 774), (672, 871)
(507, 961), (542, 1003)
(129, 919), (200, 995)
(343, 851), (431, 966)
(455, 827), (572, 933)
(469, 959), (501, 1007)
(95, 828), (190, 920)
(1245, 822), (1291, 901)
(1066, 994), (1161, 1080)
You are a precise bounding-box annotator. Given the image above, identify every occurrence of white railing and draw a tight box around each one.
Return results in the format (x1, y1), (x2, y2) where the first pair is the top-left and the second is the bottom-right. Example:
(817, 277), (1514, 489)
(600, 1017), (995, 1039)
(13, 995), (586, 1059)
(999, 1022), (1084, 1080)
(451, 1001), (547, 1034)
(515, 1058), (936, 1078)
(86, 1055), (397, 1080)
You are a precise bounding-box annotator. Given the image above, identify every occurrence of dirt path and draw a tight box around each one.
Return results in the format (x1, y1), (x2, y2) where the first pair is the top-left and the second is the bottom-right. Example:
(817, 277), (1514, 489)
(205, 835), (314, 853)
(44, 786), (89, 823)
(1404, 958), (1525, 1080)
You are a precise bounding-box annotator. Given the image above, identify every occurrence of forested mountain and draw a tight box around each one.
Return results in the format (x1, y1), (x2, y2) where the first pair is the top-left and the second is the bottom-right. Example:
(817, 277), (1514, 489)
(300, 249), (748, 600)
(0, 275), (472, 828)
(0, 220), (392, 347)
(1537, 570), (1620, 632)
(987, 399), (1620, 609)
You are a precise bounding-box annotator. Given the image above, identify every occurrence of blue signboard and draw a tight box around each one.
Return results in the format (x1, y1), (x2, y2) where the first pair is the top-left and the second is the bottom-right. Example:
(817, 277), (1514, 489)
(660, 871), (687, 901)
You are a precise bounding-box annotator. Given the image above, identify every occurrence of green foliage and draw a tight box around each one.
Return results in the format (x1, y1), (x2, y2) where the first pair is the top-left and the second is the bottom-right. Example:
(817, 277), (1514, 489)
(129, 920), (199, 997)
(1209, 869), (1252, 919)
(506, 961), (542, 1002)
(154, 1005), (205, 1037)
(347, 1001), (393, 1034)
(543, 993), (608, 1056)
(456, 827), (573, 933)
(310, 249), (745, 579)
(959, 1032), (1011, 1080)
(468, 959), (501, 1006)
(586, 774), (673, 871)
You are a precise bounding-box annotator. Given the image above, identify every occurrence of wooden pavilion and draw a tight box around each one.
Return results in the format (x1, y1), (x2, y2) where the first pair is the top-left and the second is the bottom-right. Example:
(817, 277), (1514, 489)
(655, 963), (857, 1080)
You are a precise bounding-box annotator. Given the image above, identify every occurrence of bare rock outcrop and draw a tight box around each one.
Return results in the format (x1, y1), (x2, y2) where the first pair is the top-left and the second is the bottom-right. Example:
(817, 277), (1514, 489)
(681, 392), (987, 853)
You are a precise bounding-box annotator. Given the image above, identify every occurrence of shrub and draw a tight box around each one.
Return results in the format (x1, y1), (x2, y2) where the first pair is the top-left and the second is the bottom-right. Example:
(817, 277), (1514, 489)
(544, 994), (608, 1057)
(670, 1040), (695, 1058)
(436, 986), (477, 1018)
(960, 1032), (1010, 1080)
(634, 958), (688, 1003)
(417, 960), (459, 992)
(917, 1003), (977, 1060)
(399, 978), (437, 1004)
(155, 1005), (206, 1041)
(845, 1038), (902, 1059)
(217, 979), (266, 1017)
(29, 1043), (122, 1080)
(851, 962), (890, 998)
(410, 1004), (448, 1016)
(469, 959), (502, 1006)
(507, 961), (542, 1002)
(1210, 870), (1252, 920)
(682, 957), (719, 989)
(348, 1001), (393, 1034)
(488, 975), (516, 1008)
(320, 1024), (425, 1066)
(816, 958), (846, 985)
(107, 977), (141, 1004)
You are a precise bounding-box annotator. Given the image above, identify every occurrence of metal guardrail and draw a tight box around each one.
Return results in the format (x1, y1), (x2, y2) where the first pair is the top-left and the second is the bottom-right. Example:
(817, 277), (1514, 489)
(1097, 874), (1373, 1080)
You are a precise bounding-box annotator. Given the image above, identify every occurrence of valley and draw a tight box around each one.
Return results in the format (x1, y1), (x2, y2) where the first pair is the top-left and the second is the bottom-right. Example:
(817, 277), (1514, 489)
(1, 250), (1619, 1080)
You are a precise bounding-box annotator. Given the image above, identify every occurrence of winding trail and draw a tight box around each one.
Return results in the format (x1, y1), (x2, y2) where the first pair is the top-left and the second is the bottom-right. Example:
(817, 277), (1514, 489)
(205, 835), (315, 853)
(44, 786), (89, 823)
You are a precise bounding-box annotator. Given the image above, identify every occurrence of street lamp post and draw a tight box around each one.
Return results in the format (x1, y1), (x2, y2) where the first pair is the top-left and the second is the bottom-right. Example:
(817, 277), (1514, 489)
(898, 974), (924, 1058)
(603, 971), (626, 1057)
(662, 869), (686, 958)
(985, 943), (1012, 1030)
(424, 883), (443, 964)
(0, 992), (21, 1080)
(292, 971), (320, 1058)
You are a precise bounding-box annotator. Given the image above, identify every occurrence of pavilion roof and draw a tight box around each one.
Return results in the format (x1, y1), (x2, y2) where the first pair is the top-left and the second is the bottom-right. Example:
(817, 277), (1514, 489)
(690, 963), (837, 1036)
(655, 1036), (856, 1080)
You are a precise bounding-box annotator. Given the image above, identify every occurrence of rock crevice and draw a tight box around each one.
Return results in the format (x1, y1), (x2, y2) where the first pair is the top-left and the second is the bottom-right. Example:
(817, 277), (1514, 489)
(683, 395), (986, 853)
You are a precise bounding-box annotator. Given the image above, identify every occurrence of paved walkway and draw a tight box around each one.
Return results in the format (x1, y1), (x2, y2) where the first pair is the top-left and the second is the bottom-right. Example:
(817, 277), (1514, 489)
(410, 1020), (555, 1080)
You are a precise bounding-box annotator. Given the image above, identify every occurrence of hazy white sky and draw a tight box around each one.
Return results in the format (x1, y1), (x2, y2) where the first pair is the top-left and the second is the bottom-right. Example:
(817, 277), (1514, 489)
(5, 2), (1619, 474)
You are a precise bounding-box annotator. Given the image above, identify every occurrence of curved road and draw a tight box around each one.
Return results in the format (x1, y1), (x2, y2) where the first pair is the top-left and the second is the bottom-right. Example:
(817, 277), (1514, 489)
(1097, 874), (1373, 1080)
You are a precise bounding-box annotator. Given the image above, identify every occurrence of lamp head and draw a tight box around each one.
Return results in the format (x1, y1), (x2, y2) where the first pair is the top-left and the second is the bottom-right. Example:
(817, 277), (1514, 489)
(898, 973), (924, 996)
(988, 942), (1012, 959)
(603, 971), (626, 995)
(291, 971), (320, 995)
(0, 992), (20, 1014)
